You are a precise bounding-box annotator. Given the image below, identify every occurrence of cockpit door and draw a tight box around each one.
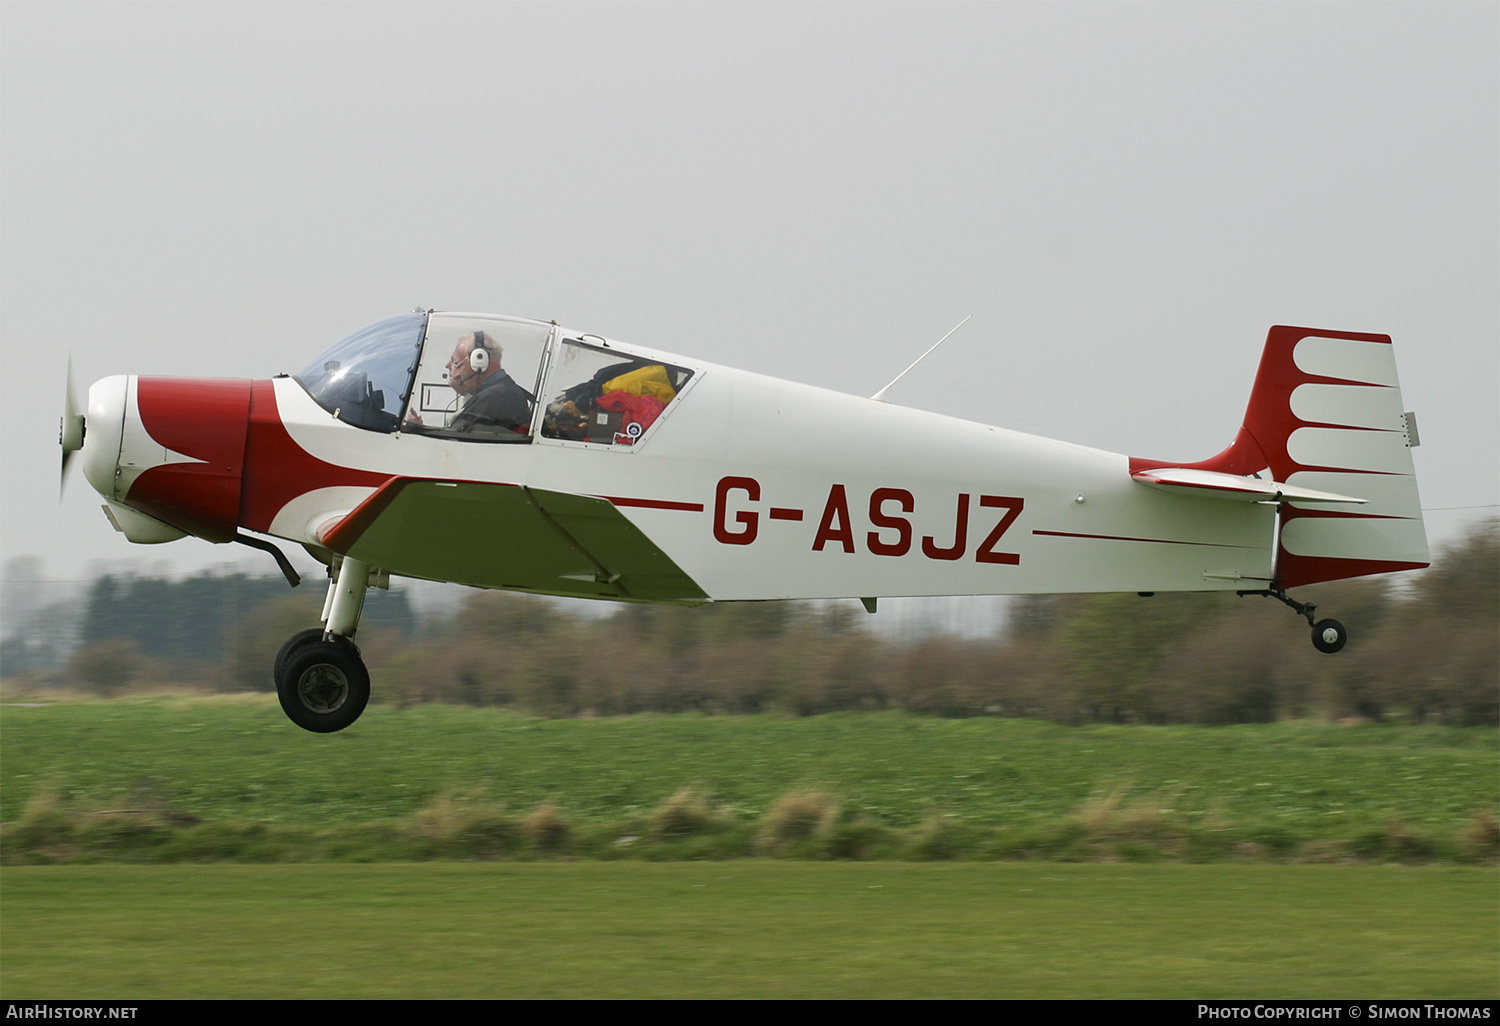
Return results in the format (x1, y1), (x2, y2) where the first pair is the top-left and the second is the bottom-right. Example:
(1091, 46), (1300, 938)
(401, 315), (553, 442)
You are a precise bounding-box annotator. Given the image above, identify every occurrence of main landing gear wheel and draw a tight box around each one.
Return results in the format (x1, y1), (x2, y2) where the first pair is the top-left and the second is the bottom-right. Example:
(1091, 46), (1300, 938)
(276, 638), (370, 733)
(273, 628), (327, 683)
(1311, 618), (1348, 655)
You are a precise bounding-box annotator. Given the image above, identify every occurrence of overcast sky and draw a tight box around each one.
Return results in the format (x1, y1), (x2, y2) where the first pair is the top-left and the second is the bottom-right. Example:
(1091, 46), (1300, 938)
(3, 2), (1495, 602)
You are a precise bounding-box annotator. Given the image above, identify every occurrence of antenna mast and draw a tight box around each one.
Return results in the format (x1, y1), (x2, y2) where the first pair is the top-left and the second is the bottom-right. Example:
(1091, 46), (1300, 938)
(871, 314), (973, 402)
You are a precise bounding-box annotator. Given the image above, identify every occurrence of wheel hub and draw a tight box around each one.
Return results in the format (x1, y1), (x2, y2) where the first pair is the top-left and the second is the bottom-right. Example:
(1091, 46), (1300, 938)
(297, 664), (349, 713)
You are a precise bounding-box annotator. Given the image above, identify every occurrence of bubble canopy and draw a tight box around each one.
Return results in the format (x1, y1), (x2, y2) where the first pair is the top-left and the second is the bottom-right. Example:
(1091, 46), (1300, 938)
(294, 312), (691, 446)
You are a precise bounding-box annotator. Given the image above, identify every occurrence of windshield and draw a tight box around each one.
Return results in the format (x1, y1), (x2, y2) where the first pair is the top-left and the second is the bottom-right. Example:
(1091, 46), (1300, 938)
(294, 312), (426, 431)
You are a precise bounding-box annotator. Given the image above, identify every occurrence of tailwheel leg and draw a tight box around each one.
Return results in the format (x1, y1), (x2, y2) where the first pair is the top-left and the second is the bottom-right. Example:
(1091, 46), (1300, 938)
(275, 556), (373, 732)
(1238, 588), (1348, 655)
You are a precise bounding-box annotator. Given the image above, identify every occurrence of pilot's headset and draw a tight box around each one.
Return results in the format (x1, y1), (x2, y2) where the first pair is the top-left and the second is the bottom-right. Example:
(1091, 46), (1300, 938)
(468, 332), (494, 374)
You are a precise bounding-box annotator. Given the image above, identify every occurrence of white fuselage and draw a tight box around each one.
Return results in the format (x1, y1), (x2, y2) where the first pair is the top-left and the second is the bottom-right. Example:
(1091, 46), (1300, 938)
(267, 350), (1275, 601)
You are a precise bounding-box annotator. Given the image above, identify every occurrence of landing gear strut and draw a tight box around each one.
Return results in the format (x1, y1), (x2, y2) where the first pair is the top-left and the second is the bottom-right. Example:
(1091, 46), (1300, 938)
(275, 556), (376, 732)
(1239, 588), (1348, 654)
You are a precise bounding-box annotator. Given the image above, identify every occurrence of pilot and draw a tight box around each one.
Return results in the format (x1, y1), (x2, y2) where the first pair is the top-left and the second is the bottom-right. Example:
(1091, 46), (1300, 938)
(442, 331), (536, 435)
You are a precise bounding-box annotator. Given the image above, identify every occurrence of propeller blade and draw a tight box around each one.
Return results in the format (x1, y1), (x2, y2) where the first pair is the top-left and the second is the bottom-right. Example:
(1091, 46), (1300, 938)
(60, 357), (85, 495)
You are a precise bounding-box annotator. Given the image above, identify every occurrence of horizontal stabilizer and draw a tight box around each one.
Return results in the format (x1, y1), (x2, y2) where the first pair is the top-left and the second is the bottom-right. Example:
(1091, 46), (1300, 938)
(1131, 467), (1367, 505)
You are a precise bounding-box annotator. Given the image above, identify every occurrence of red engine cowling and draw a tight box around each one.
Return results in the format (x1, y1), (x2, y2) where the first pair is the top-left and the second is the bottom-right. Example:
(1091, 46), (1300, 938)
(89, 376), (255, 544)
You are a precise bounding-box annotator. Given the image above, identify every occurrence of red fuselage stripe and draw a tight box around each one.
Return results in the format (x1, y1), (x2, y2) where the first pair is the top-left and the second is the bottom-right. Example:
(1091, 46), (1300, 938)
(1032, 529), (1262, 550)
(601, 495), (705, 512)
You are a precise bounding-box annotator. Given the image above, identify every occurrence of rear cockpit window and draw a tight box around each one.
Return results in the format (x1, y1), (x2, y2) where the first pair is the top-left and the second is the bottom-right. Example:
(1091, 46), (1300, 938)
(540, 339), (692, 447)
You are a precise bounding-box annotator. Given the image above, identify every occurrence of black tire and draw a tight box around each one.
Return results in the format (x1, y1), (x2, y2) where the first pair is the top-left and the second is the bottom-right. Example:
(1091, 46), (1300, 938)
(273, 628), (328, 684)
(1311, 618), (1348, 654)
(277, 640), (370, 732)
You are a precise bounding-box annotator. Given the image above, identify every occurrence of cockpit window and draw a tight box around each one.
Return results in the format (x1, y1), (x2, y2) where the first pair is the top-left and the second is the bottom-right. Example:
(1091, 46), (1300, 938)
(540, 339), (693, 447)
(295, 314), (685, 446)
(294, 313), (426, 431)
(401, 315), (551, 442)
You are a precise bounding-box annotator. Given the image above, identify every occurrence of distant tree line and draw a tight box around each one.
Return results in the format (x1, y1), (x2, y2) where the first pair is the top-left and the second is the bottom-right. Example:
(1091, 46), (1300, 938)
(58, 571), (415, 694)
(25, 520), (1500, 726)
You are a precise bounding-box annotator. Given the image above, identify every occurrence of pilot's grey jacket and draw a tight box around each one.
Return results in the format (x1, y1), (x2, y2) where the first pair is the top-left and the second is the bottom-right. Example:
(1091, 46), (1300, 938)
(452, 370), (535, 434)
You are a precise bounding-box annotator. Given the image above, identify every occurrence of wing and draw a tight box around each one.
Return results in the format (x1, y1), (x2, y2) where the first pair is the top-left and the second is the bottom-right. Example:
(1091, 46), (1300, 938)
(317, 477), (708, 603)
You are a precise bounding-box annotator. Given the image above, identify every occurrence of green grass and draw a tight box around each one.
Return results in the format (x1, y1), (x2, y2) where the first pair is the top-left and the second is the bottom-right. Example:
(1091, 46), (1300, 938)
(4, 698), (1493, 825)
(2, 862), (1495, 999)
(4, 702), (1494, 997)
(2, 699), (1495, 863)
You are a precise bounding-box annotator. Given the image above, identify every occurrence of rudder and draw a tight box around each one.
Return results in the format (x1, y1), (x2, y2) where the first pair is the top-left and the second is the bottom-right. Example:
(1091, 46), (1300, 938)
(1148, 326), (1429, 588)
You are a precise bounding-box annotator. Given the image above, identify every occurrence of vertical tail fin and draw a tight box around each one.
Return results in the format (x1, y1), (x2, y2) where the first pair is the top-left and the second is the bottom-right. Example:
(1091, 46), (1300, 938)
(1142, 326), (1429, 587)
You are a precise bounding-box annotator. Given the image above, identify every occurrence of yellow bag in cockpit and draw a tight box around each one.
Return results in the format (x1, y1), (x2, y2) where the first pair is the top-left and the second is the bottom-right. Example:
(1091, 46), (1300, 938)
(602, 364), (677, 403)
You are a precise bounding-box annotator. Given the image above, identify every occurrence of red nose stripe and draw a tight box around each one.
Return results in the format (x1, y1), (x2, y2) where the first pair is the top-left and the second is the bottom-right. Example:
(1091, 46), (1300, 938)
(239, 380), (389, 535)
(127, 378), (253, 543)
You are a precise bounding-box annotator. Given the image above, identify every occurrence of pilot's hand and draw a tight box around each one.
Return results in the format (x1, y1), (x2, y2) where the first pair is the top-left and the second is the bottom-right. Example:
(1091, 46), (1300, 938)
(406, 410), (423, 426)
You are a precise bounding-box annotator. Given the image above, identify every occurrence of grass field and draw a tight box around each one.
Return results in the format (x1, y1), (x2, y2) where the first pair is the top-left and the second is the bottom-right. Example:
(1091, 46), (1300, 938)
(4, 699), (1495, 830)
(2, 698), (1495, 863)
(3, 700), (1495, 998)
(3, 862), (1495, 999)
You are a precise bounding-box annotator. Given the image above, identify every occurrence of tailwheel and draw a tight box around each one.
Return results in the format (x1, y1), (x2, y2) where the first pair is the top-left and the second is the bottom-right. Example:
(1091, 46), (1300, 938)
(276, 637), (370, 733)
(1238, 588), (1351, 655)
(1311, 618), (1348, 655)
